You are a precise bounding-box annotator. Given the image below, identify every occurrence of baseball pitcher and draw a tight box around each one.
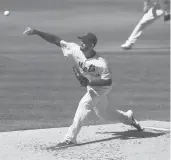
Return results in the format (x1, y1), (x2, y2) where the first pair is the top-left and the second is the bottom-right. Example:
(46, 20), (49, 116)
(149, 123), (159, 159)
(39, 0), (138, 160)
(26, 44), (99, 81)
(23, 27), (143, 147)
(121, 0), (170, 50)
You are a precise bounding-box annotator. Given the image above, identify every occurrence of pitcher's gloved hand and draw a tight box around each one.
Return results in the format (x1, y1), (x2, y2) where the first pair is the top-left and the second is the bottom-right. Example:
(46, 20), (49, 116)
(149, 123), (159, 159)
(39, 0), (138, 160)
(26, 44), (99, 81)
(72, 65), (89, 87)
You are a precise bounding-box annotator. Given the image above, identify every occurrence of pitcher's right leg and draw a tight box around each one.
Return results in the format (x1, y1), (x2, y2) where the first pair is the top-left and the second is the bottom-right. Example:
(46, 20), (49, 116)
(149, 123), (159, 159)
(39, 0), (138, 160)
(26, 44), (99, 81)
(93, 96), (144, 131)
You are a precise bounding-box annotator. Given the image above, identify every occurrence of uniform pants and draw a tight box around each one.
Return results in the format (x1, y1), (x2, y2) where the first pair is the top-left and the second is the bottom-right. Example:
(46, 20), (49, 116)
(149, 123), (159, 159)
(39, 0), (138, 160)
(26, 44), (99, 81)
(64, 86), (128, 143)
(126, 6), (164, 44)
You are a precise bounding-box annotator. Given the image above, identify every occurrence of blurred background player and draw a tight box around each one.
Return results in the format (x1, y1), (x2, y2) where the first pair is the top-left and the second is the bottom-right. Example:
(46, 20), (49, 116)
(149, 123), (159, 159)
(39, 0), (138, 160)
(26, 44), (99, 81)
(121, 0), (170, 50)
(23, 27), (144, 147)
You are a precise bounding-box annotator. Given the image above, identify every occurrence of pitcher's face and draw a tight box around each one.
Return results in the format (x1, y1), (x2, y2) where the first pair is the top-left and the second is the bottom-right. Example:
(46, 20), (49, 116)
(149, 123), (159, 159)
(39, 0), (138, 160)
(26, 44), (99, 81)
(80, 41), (95, 58)
(80, 41), (94, 51)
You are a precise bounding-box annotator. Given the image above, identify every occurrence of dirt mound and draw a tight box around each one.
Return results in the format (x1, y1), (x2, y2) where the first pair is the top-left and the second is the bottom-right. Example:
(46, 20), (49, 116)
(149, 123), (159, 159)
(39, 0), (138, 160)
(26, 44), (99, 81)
(0, 121), (170, 160)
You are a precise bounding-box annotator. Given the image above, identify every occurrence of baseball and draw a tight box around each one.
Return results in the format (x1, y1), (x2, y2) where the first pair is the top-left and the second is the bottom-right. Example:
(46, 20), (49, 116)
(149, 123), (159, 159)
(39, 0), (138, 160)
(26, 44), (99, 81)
(4, 10), (10, 16)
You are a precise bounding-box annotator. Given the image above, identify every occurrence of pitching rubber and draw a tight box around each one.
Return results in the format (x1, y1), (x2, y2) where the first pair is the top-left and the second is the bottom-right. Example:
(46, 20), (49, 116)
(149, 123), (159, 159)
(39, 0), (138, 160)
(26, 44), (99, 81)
(143, 126), (170, 132)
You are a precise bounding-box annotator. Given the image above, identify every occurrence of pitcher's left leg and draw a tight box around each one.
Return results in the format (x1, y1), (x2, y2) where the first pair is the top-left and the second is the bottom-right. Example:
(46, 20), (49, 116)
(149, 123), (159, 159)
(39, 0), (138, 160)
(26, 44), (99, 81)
(59, 87), (102, 146)
(63, 91), (93, 144)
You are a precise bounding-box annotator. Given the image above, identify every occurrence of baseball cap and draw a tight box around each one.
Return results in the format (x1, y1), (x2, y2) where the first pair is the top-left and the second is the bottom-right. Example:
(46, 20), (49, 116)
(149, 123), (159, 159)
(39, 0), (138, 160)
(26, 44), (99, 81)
(77, 32), (97, 45)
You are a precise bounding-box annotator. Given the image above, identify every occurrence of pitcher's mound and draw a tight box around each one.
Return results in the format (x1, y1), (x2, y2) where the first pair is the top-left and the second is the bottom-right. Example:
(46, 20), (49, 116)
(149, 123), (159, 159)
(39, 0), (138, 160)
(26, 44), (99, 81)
(0, 120), (170, 160)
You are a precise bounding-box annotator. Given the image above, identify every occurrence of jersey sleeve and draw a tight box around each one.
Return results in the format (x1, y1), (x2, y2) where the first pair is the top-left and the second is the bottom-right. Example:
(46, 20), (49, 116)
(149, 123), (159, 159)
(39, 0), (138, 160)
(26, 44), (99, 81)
(100, 61), (112, 80)
(60, 40), (73, 57)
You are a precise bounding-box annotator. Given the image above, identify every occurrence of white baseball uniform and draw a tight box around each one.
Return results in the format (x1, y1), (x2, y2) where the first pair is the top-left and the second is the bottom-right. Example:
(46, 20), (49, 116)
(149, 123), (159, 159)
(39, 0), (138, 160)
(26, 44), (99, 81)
(60, 40), (121, 143)
(124, 0), (169, 45)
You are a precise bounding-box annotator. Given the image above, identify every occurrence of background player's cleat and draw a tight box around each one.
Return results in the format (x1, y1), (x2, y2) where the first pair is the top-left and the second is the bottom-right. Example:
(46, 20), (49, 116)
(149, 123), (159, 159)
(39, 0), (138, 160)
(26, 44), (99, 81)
(126, 110), (144, 131)
(56, 140), (76, 147)
(121, 42), (134, 50)
(164, 13), (170, 21)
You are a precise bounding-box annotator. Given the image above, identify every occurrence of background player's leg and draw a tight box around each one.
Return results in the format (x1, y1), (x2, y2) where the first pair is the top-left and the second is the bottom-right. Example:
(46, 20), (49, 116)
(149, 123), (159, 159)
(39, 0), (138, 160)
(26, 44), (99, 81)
(121, 7), (164, 49)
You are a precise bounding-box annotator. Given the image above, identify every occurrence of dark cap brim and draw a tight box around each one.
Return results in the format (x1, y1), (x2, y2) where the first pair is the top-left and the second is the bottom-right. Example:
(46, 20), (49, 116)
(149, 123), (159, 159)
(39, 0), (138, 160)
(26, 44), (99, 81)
(77, 33), (97, 45)
(77, 36), (85, 39)
(77, 36), (89, 44)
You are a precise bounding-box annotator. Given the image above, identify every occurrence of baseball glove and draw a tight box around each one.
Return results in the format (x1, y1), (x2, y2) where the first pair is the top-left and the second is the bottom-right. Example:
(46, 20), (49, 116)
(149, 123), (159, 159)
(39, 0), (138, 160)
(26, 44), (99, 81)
(72, 65), (89, 87)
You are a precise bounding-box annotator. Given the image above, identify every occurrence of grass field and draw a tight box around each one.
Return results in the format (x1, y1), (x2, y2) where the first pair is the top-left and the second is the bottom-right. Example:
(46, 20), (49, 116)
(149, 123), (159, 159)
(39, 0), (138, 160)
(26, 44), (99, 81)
(0, 0), (170, 132)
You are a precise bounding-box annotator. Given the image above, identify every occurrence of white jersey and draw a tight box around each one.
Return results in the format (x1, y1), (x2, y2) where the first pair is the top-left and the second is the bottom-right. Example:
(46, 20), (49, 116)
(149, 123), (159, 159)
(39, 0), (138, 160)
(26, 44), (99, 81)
(60, 40), (112, 95)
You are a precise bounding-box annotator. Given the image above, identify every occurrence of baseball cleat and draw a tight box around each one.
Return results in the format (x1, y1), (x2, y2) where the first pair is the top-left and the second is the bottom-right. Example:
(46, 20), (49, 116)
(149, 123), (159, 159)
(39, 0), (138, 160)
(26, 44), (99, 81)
(121, 42), (133, 50)
(126, 110), (144, 131)
(131, 116), (144, 131)
(56, 140), (76, 147)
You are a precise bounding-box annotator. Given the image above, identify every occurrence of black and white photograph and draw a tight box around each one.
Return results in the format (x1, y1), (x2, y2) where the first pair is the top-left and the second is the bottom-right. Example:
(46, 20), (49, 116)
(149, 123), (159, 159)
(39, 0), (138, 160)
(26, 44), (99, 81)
(0, 0), (170, 159)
